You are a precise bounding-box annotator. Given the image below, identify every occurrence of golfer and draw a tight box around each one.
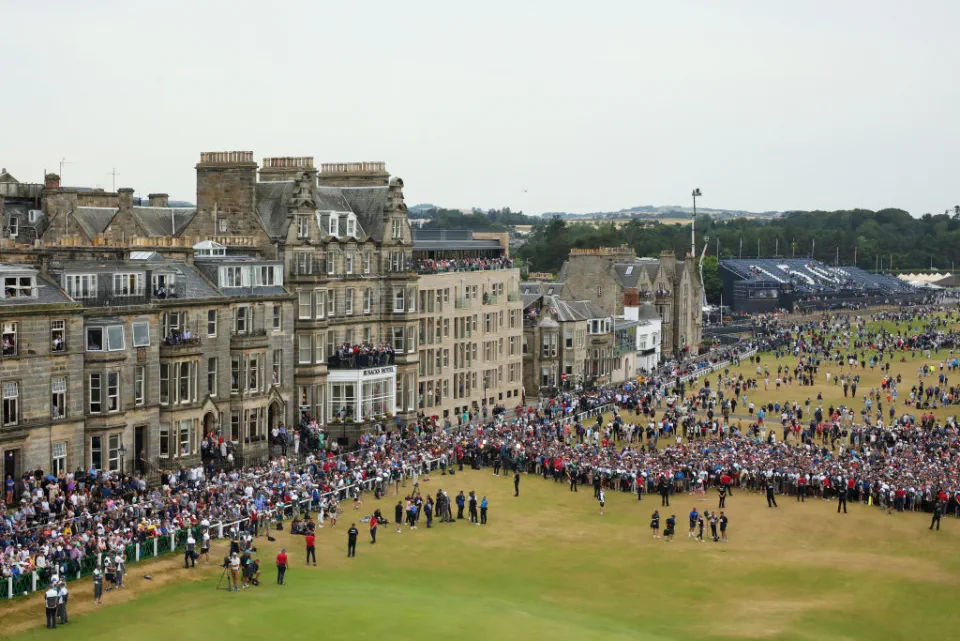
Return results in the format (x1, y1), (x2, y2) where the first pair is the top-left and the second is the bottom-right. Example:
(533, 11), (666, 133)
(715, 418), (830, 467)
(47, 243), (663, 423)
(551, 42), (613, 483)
(276, 548), (288, 585)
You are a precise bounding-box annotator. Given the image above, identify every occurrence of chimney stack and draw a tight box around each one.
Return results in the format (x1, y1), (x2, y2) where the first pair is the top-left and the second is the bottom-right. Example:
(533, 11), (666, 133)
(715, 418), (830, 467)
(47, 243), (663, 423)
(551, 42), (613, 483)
(45, 173), (61, 190)
(148, 193), (169, 207)
(118, 188), (134, 210)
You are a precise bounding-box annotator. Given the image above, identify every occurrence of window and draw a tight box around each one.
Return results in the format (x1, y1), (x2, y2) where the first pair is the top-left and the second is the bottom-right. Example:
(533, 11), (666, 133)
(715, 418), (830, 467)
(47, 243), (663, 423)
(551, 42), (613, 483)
(363, 252), (371, 274)
(295, 251), (311, 275)
(231, 357), (241, 393)
(346, 215), (357, 237)
(159, 425), (170, 458)
(314, 334), (324, 363)
(273, 350), (282, 385)
(315, 289), (325, 318)
(2, 276), (33, 298)
(159, 364), (169, 405)
(329, 213), (339, 236)
(330, 383), (356, 420)
(565, 331), (573, 349)
(134, 366), (145, 406)
(52, 442), (67, 476)
(173, 361), (197, 404)
(107, 325), (124, 350)
(222, 266), (242, 287)
(273, 305), (281, 330)
(597, 286), (602, 297)
(392, 219), (402, 239)
(179, 420), (192, 456)
(8, 216), (17, 238)
(345, 253), (354, 275)
(152, 273), (174, 297)
(234, 306), (249, 334)
(363, 288), (372, 313)
(207, 310), (217, 336)
(299, 291), (312, 319)
(391, 327), (405, 352)
(63, 274), (97, 299)
(89, 373), (104, 413)
(107, 372), (120, 412)
(51, 320), (66, 353)
(344, 288), (354, 315)
(327, 290), (336, 317)
(1, 322), (17, 357)
(394, 288), (405, 312)
(52, 377), (66, 418)
(113, 273), (143, 296)
(389, 251), (403, 272)
(248, 354), (260, 392)
(91, 435), (102, 470)
(327, 252), (336, 275)
(132, 321), (150, 347)
(208, 357), (218, 396)
(85, 327), (102, 352)
(108, 434), (120, 472)
(230, 414), (240, 442)
(3, 381), (20, 425)
(297, 215), (309, 238)
(219, 218), (228, 233)
(298, 335), (312, 364)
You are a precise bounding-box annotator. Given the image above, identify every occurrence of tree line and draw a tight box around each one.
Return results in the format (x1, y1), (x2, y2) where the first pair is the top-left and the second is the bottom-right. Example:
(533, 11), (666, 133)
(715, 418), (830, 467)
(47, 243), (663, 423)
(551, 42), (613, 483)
(515, 207), (960, 304)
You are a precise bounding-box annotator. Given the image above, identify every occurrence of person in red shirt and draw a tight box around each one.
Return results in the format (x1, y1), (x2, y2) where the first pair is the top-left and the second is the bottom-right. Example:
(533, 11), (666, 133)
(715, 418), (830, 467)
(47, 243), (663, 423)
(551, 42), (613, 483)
(369, 515), (378, 544)
(276, 549), (288, 585)
(305, 531), (316, 566)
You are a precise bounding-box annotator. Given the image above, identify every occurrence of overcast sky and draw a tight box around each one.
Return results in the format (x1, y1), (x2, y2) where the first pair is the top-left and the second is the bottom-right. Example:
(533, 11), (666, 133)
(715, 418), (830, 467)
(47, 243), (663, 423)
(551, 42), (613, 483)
(3, 1), (958, 216)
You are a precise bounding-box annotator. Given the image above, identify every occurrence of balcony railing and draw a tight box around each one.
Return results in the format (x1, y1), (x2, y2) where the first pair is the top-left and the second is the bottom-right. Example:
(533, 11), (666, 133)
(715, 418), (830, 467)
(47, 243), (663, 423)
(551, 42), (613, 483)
(327, 351), (396, 369)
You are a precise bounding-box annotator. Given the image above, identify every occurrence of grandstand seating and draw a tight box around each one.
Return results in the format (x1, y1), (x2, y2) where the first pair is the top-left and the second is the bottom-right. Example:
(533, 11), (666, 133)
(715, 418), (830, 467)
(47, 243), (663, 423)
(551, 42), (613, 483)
(721, 258), (917, 296)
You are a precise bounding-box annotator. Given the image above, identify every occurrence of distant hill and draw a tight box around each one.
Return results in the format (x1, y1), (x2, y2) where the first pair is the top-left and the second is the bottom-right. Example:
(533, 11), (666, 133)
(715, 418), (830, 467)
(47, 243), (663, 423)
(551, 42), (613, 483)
(411, 202), (780, 222)
(542, 205), (781, 221)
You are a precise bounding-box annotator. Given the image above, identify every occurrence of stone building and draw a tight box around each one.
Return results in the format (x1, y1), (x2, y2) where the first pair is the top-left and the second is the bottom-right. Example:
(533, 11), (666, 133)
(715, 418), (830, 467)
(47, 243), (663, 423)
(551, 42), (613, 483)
(0, 152), (527, 477)
(0, 263), (85, 482)
(518, 289), (616, 394)
(551, 246), (702, 359)
(411, 229), (523, 419)
(0, 247), (296, 478)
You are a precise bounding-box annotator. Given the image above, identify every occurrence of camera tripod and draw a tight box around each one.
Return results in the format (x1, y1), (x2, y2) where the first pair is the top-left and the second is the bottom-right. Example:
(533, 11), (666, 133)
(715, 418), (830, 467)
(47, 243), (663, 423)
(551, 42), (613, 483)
(216, 561), (235, 592)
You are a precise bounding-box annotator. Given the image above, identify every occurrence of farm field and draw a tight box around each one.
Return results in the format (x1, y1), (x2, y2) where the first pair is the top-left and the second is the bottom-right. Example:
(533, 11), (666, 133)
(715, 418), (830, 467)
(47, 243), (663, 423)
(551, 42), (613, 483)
(2, 461), (958, 641)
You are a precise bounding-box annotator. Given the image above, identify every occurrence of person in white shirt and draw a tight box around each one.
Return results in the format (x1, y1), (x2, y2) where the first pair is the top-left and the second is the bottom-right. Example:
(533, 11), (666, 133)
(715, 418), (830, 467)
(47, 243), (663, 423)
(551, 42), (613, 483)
(44, 585), (59, 628)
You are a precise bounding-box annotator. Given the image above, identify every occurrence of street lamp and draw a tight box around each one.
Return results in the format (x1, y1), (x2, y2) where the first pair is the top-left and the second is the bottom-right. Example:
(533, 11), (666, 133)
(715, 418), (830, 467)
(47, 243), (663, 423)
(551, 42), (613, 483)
(691, 189), (702, 259)
(118, 443), (127, 475)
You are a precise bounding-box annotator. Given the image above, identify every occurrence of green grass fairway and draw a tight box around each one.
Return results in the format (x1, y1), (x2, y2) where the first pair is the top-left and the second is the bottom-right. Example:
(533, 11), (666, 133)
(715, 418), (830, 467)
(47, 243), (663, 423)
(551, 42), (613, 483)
(3, 465), (959, 641)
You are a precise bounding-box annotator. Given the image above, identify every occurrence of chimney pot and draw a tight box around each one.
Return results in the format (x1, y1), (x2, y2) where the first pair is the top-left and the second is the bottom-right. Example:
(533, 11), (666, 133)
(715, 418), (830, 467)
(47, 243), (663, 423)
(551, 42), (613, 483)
(148, 193), (169, 207)
(44, 173), (61, 190)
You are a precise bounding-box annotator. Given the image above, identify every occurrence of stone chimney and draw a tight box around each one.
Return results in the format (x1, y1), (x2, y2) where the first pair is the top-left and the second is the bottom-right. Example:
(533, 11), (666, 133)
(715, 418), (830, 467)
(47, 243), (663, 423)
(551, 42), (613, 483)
(318, 161), (389, 188)
(623, 287), (640, 307)
(148, 193), (169, 207)
(260, 157), (316, 182)
(118, 188), (134, 210)
(45, 173), (61, 190)
(196, 151), (257, 229)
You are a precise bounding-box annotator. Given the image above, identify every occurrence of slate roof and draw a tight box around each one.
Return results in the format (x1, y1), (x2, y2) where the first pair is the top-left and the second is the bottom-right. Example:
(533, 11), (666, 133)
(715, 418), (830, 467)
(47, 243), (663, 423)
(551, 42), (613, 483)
(72, 207), (117, 239)
(131, 206), (196, 237)
(0, 169), (17, 183)
(563, 300), (610, 320)
(0, 271), (76, 307)
(338, 187), (388, 241)
(256, 181), (295, 238)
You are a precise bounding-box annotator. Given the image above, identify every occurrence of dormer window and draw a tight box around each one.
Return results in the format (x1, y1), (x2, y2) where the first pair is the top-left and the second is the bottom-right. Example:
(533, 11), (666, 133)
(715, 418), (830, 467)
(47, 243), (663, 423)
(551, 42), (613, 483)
(346, 214), (357, 237)
(3, 276), (35, 298)
(297, 215), (309, 239)
(329, 213), (339, 237)
(8, 217), (18, 238)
